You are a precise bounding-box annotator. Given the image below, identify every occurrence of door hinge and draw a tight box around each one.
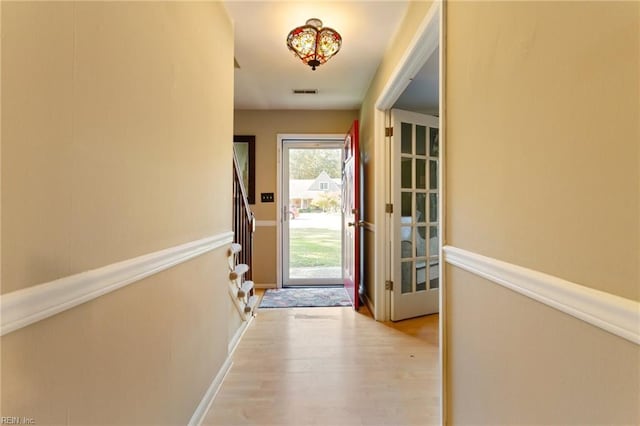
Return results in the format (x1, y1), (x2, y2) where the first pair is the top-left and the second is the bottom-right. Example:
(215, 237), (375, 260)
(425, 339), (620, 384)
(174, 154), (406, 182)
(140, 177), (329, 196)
(385, 127), (393, 137)
(385, 280), (394, 291)
(385, 203), (393, 214)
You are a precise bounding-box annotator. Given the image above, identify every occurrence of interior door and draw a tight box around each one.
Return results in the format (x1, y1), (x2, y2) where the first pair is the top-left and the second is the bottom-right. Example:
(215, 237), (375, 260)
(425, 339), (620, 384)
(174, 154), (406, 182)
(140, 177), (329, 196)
(391, 109), (439, 321)
(342, 120), (360, 309)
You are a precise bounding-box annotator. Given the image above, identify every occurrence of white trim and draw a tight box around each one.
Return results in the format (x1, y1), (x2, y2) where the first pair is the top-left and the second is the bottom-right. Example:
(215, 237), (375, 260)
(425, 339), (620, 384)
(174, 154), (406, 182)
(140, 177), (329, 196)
(376, 2), (440, 110)
(228, 312), (254, 356)
(276, 134), (345, 289)
(192, 295), (255, 426)
(0, 232), (234, 336)
(188, 355), (233, 426)
(277, 136), (283, 288)
(438, 2), (447, 424)
(374, 108), (388, 321)
(443, 246), (640, 345)
(255, 220), (277, 227)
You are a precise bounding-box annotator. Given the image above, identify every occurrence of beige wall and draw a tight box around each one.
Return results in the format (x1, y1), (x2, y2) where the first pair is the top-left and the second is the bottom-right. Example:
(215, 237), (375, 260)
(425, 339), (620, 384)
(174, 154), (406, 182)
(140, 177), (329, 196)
(359, 0), (434, 307)
(446, 267), (639, 425)
(445, 1), (640, 423)
(1, 2), (235, 423)
(234, 109), (358, 284)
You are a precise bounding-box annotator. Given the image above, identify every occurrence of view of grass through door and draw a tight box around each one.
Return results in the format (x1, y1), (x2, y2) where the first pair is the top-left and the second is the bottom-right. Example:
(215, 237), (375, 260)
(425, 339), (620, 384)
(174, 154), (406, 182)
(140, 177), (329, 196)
(285, 145), (342, 284)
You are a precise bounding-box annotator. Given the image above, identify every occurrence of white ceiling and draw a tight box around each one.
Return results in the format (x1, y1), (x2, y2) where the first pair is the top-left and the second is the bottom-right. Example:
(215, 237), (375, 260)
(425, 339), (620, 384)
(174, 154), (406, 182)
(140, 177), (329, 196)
(393, 47), (439, 115)
(224, 1), (411, 110)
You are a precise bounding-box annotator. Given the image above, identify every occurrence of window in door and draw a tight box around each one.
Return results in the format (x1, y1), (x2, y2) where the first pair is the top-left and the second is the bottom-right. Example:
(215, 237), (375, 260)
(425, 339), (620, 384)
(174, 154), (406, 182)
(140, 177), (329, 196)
(392, 109), (440, 320)
(281, 140), (344, 286)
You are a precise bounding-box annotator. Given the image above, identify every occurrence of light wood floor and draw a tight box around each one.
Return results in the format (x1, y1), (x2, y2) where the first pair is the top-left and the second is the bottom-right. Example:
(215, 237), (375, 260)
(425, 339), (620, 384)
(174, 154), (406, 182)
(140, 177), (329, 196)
(202, 294), (440, 426)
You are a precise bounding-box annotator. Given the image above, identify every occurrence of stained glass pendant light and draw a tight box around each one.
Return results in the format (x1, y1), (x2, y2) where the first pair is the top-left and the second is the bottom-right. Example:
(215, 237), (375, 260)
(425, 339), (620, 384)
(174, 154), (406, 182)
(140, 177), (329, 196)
(286, 18), (342, 70)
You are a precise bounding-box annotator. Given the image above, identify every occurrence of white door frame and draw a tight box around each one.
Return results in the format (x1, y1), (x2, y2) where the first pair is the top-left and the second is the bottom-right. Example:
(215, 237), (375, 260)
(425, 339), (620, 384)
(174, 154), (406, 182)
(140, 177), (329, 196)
(276, 133), (345, 288)
(371, 0), (444, 423)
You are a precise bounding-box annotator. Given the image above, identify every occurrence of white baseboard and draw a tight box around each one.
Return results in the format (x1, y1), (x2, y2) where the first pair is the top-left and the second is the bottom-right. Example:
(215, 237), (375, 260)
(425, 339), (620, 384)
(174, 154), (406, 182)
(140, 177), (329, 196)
(228, 314), (254, 356)
(187, 355), (233, 426)
(443, 246), (640, 345)
(1, 232), (234, 336)
(192, 297), (255, 425)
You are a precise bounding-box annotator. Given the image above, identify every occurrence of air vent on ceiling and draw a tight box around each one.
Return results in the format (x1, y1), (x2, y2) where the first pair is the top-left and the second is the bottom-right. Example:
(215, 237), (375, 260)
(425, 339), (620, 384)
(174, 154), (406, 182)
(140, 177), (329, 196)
(293, 89), (318, 94)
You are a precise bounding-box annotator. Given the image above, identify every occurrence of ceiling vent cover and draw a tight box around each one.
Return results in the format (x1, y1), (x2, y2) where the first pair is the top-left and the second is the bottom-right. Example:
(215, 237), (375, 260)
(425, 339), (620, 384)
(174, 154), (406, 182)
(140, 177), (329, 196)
(293, 89), (318, 94)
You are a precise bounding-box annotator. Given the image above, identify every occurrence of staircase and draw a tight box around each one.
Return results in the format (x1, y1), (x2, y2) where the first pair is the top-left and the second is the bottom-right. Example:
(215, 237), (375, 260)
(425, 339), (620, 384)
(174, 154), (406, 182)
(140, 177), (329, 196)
(232, 147), (255, 282)
(228, 244), (259, 319)
(230, 144), (257, 319)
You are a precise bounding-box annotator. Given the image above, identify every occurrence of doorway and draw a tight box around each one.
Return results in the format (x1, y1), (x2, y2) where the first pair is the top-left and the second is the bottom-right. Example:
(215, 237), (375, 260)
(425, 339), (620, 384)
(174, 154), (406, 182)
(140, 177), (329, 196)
(278, 136), (344, 287)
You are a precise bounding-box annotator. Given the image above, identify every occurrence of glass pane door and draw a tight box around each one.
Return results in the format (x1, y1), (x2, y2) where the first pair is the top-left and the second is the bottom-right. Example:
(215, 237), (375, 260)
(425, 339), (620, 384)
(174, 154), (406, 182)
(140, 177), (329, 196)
(282, 141), (343, 286)
(399, 123), (437, 295)
(392, 109), (439, 320)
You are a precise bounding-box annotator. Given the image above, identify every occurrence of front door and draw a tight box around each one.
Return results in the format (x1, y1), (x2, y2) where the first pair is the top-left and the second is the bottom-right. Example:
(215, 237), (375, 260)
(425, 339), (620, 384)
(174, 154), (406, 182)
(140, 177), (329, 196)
(342, 120), (360, 309)
(391, 109), (440, 321)
(281, 139), (344, 286)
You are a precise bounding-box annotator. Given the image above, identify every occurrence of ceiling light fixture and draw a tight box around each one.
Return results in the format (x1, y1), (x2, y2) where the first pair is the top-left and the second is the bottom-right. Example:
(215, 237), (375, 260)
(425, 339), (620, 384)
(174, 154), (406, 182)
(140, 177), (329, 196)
(286, 18), (342, 71)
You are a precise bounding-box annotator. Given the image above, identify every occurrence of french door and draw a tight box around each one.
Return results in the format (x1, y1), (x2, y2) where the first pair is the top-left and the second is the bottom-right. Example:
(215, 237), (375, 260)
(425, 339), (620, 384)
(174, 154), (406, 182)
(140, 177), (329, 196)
(281, 139), (344, 286)
(390, 109), (440, 321)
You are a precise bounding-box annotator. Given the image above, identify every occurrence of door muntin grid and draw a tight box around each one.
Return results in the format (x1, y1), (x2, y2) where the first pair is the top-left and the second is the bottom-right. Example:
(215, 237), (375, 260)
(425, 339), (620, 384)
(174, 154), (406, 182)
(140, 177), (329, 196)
(400, 123), (439, 294)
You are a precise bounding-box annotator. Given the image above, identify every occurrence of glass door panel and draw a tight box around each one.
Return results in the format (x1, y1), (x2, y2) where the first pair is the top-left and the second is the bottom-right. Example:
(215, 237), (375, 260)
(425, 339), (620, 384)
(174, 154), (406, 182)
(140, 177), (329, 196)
(282, 142), (343, 286)
(392, 109), (440, 320)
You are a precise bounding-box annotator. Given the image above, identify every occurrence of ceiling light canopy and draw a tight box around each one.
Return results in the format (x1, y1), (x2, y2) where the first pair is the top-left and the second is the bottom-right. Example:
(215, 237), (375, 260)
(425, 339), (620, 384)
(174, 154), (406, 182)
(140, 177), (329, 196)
(286, 18), (342, 71)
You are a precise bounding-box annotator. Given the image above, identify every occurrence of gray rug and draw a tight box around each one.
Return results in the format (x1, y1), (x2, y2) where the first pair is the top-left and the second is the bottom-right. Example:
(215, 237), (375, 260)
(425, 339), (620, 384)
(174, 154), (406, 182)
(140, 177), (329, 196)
(259, 287), (352, 308)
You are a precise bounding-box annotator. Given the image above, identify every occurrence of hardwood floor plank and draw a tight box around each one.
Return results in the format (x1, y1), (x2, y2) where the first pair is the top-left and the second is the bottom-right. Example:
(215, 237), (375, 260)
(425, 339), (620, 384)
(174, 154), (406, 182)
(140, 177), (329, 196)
(203, 305), (439, 426)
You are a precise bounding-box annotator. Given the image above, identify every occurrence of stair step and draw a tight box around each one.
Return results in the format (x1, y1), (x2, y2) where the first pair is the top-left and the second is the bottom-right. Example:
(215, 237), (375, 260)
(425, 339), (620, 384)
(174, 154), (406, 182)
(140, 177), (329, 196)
(244, 295), (259, 314)
(229, 263), (249, 281)
(238, 280), (254, 298)
(227, 243), (242, 257)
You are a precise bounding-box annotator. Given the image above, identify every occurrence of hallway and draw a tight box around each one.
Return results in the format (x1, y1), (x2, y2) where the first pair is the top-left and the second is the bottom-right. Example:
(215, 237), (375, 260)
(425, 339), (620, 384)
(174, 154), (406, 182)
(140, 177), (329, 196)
(203, 306), (439, 425)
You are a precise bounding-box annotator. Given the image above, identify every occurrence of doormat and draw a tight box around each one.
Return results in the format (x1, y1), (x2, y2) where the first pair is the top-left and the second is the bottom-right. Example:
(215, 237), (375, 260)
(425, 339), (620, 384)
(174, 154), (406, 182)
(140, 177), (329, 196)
(259, 288), (352, 308)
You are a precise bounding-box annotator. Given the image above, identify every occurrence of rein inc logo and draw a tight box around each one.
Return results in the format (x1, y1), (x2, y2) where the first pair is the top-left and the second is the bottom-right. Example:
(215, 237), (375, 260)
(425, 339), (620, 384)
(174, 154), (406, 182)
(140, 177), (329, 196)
(1, 418), (35, 425)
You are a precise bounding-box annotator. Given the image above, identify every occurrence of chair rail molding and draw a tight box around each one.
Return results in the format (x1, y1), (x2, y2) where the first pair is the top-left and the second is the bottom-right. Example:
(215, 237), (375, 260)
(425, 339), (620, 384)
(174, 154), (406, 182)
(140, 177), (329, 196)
(443, 246), (640, 345)
(255, 220), (277, 227)
(1, 232), (234, 336)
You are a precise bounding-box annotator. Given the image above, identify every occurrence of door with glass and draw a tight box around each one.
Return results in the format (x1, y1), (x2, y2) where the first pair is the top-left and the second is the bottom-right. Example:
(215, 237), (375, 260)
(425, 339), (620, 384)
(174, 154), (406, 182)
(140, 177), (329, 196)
(391, 109), (440, 320)
(282, 140), (344, 286)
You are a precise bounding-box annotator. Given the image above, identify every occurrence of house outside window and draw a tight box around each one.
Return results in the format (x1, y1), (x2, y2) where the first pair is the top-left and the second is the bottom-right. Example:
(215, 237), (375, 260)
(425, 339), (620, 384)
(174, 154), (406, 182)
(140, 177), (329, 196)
(289, 171), (341, 212)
